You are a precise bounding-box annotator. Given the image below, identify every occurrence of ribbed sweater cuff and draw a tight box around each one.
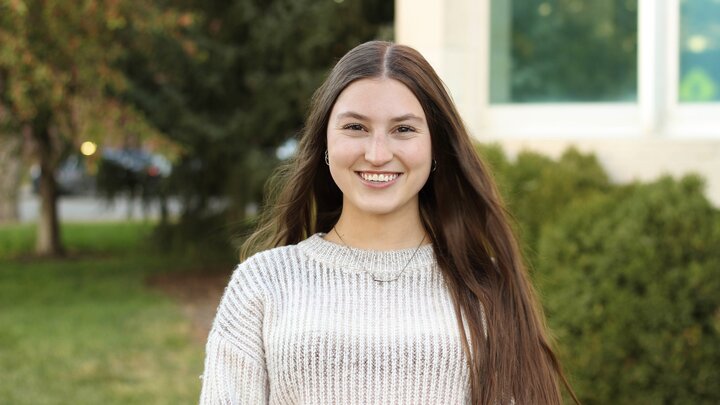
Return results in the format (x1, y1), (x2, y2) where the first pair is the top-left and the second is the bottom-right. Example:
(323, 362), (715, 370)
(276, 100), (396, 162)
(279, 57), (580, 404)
(200, 330), (269, 404)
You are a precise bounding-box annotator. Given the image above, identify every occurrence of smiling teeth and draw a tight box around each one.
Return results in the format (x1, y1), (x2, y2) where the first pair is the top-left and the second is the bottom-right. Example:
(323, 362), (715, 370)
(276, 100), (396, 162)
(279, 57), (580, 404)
(361, 173), (399, 182)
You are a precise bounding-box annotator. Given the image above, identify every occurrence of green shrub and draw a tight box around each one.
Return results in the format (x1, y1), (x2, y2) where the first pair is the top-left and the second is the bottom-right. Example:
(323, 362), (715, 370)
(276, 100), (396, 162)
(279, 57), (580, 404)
(536, 175), (720, 404)
(477, 144), (613, 256)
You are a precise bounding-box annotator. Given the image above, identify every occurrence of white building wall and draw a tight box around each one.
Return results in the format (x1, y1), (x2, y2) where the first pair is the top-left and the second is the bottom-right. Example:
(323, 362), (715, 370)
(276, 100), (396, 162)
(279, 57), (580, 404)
(395, 0), (720, 206)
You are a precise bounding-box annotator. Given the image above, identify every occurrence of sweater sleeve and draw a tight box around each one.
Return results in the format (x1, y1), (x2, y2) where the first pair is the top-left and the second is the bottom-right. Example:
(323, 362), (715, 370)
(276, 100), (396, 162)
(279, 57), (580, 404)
(199, 261), (269, 404)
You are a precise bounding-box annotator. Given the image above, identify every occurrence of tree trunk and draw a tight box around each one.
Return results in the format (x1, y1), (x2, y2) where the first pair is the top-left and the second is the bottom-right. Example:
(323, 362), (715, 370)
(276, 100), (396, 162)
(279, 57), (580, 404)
(35, 123), (64, 256)
(159, 187), (169, 226)
(0, 135), (22, 223)
(0, 69), (23, 224)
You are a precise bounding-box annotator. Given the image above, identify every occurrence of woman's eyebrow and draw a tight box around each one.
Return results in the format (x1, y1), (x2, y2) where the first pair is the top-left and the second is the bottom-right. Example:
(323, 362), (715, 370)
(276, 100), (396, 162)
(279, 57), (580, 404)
(336, 111), (424, 123)
(390, 113), (424, 124)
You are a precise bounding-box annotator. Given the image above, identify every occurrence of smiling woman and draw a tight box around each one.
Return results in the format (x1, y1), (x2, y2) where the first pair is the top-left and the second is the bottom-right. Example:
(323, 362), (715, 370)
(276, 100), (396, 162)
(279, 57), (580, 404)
(199, 41), (578, 405)
(326, 78), (432, 240)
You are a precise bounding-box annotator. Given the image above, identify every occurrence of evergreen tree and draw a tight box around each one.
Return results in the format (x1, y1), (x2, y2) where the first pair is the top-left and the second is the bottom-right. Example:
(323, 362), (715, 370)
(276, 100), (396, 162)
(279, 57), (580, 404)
(123, 0), (393, 247)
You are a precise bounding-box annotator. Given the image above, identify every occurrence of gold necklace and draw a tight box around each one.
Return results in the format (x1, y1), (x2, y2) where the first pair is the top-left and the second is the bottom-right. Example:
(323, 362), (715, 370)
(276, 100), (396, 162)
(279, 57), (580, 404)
(332, 227), (427, 283)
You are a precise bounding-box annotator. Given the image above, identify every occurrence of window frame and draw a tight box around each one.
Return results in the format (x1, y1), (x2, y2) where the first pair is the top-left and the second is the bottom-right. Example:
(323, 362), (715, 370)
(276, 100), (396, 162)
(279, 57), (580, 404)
(475, 0), (720, 140)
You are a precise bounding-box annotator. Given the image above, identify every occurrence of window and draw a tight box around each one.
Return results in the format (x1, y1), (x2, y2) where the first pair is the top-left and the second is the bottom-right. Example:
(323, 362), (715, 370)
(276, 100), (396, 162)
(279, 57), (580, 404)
(679, 0), (720, 103)
(490, 0), (638, 103)
(470, 0), (720, 138)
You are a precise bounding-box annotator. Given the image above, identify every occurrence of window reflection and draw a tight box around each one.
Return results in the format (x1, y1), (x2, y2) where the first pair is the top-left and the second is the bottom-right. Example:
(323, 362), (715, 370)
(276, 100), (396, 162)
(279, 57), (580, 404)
(680, 0), (720, 102)
(490, 0), (638, 103)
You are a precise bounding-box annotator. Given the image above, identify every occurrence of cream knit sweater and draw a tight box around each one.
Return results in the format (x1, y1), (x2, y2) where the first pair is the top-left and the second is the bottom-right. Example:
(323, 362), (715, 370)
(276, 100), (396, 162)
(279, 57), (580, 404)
(199, 233), (471, 404)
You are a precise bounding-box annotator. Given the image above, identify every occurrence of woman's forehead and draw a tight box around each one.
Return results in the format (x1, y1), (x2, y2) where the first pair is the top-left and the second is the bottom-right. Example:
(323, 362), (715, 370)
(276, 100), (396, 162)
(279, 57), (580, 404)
(330, 78), (425, 122)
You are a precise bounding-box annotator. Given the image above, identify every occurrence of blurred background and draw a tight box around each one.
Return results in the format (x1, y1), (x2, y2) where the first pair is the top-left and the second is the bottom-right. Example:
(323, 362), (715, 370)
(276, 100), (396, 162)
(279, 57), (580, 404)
(0, 0), (718, 404)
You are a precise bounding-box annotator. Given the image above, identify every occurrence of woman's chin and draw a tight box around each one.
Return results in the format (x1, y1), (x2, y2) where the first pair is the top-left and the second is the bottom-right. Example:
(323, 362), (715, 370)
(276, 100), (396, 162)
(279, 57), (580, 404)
(347, 199), (417, 218)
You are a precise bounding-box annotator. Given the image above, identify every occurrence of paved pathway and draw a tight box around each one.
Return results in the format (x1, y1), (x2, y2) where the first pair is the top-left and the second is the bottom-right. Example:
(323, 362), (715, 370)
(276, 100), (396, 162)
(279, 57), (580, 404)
(18, 187), (181, 223)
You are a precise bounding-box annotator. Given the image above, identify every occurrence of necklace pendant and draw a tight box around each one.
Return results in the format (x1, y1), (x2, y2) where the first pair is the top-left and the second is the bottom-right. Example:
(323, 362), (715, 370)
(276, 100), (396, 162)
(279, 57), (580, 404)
(332, 227), (425, 284)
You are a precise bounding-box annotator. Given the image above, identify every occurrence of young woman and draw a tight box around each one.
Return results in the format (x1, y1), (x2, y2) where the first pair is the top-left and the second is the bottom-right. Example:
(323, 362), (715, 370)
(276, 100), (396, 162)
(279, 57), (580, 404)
(200, 41), (577, 404)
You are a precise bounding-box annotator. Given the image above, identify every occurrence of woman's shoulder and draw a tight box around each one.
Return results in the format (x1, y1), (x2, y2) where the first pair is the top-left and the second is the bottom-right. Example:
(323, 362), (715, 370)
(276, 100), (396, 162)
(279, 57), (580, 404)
(231, 235), (318, 281)
(242, 237), (310, 266)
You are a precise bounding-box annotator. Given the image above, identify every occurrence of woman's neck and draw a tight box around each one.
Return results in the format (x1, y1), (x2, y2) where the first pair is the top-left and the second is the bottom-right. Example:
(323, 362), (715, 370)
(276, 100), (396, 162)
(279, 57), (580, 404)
(327, 206), (428, 251)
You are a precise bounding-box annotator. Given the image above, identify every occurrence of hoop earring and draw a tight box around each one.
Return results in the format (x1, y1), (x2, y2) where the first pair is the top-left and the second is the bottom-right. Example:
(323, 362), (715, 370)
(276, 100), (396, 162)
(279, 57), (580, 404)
(431, 159), (437, 172)
(324, 150), (330, 166)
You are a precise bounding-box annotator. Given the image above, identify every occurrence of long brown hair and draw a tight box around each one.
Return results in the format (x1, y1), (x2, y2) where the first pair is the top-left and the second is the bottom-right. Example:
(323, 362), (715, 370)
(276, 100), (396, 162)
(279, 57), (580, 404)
(243, 41), (578, 404)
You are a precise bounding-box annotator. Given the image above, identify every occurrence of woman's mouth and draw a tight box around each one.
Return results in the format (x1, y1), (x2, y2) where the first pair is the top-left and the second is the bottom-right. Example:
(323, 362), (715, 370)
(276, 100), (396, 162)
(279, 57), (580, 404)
(356, 171), (402, 185)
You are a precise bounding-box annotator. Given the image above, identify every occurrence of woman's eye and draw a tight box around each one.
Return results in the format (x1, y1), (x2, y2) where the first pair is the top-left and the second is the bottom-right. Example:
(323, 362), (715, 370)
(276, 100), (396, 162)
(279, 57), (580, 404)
(342, 124), (364, 131)
(397, 126), (416, 133)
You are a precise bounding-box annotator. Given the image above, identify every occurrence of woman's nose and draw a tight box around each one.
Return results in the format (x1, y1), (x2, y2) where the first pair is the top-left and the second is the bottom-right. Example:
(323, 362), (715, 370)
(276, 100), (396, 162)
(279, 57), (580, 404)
(365, 134), (393, 166)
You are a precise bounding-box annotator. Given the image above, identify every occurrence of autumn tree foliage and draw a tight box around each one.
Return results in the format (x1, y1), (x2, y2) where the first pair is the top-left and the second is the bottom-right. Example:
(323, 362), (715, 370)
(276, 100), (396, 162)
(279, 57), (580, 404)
(0, 0), (181, 255)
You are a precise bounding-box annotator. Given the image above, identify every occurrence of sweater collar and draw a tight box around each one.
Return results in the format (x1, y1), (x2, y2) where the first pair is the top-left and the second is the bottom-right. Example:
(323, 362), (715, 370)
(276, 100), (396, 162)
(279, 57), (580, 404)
(298, 233), (436, 279)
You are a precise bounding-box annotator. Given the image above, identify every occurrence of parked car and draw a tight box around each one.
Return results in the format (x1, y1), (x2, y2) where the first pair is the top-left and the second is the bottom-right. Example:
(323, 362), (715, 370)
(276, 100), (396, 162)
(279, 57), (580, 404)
(31, 149), (172, 196)
(95, 148), (173, 200)
(101, 148), (172, 178)
(31, 154), (95, 196)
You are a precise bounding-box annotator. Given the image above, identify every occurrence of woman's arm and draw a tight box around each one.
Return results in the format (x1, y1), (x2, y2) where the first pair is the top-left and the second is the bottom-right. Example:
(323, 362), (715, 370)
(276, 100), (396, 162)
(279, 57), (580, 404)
(199, 330), (268, 404)
(199, 261), (269, 404)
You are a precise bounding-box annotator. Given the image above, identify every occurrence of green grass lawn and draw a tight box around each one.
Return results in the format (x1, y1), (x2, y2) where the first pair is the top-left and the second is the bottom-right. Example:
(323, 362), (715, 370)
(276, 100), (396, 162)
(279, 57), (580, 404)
(0, 222), (225, 404)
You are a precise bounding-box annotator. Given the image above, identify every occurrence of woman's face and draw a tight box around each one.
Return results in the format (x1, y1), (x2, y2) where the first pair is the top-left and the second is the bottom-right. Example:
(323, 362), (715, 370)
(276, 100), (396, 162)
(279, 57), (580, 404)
(326, 77), (432, 219)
